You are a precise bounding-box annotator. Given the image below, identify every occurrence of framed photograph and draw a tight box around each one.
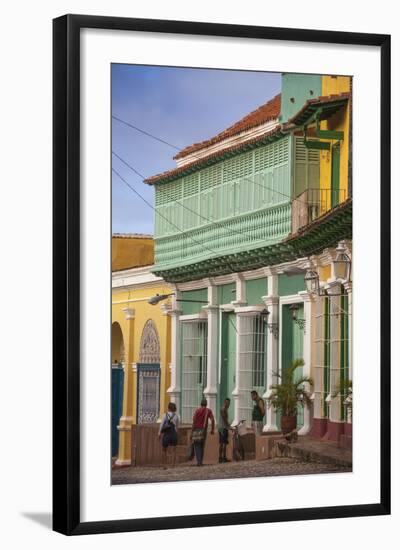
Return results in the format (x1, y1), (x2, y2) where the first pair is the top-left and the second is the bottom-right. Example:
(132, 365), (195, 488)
(53, 14), (390, 535)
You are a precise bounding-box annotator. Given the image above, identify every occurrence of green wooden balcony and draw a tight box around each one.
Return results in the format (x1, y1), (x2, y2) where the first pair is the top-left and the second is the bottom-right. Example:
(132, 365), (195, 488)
(154, 202), (292, 271)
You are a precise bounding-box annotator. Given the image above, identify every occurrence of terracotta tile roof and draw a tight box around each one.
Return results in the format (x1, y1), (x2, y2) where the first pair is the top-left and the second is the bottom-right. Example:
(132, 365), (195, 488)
(288, 92), (350, 126)
(173, 94), (281, 160)
(112, 233), (153, 239)
(144, 125), (286, 185)
(144, 92), (349, 187)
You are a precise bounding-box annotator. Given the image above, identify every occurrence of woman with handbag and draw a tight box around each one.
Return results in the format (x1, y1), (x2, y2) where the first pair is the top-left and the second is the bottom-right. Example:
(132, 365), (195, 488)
(191, 398), (215, 466)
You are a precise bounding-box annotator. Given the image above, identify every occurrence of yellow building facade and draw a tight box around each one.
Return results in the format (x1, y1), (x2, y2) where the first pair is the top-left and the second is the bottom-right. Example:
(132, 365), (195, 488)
(111, 235), (172, 465)
(320, 76), (351, 209)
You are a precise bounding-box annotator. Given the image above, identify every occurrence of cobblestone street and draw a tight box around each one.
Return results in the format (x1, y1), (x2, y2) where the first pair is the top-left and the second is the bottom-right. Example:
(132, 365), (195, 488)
(112, 457), (351, 485)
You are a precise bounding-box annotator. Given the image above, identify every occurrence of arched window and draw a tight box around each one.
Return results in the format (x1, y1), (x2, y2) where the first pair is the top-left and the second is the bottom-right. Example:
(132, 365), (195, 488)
(139, 319), (160, 364)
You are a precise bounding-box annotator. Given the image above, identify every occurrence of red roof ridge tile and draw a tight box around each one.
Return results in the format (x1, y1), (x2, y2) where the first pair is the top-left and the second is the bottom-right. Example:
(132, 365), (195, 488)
(174, 94), (281, 160)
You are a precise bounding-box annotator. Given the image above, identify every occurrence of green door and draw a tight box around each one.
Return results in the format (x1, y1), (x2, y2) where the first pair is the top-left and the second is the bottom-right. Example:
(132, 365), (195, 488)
(280, 304), (304, 428)
(220, 312), (236, 411)
(331, 142), (340, 208)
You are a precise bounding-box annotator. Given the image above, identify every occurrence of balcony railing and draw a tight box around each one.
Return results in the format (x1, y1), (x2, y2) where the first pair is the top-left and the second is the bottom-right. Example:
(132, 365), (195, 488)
(292, 188), (347, 233)
(155, 202), (292, 270)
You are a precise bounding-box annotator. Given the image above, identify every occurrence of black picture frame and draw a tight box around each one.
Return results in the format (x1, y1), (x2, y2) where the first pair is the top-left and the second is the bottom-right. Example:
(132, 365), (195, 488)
(53, 14), (391, 535)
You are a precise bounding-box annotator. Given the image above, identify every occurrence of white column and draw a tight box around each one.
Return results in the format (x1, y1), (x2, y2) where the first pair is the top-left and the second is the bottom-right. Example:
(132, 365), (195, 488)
(166, 290), (182, 413)
(262, 293), (279, 432)
(203, 284), (219, 414)
(327, 282), (342, 424)
(298, 291), (315, 435)
(232, 312), (245, 425)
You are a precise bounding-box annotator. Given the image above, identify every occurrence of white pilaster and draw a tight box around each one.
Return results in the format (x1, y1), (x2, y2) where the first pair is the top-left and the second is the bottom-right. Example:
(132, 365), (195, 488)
(203, 284), (219, 414)
(262, 290), (279, 432)
(327, 282), (342, 424)
(166, 290), (182, 412)
(298, 291), (315, 435)
(232, 273), (247, 307)
(344, 281), (353, 381)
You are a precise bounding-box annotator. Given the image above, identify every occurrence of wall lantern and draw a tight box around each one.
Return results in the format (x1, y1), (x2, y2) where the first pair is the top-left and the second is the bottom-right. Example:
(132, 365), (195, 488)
(304, 269), (320, 295)
(289, 303), (306, 331)
(148, 293), (209, 306)
(304, 242), (351, 297)
(332, 241), (352, 281)
(261, 308), (279, 339)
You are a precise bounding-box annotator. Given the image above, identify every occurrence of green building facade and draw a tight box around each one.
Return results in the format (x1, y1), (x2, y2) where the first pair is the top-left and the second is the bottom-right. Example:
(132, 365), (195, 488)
(145, 74), (352, 441)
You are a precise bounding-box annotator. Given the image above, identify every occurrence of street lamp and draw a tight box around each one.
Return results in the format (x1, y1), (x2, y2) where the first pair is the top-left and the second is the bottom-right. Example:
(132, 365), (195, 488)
(148, 293), (209, 305)
(289, 303), (306, 331)
(261, 308), (279, 339)
(148, 293), (174, 305)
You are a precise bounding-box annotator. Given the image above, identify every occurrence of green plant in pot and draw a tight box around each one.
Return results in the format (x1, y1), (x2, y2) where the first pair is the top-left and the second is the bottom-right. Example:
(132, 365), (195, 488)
(269, 359), (313, 434)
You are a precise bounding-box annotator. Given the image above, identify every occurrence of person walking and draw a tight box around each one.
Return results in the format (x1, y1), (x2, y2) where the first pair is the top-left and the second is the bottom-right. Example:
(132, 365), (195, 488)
(251, 390), (265, 436)
(191, 398), (215, 466)
(158, 402), (179, 468)
(218, 398), (231, 463)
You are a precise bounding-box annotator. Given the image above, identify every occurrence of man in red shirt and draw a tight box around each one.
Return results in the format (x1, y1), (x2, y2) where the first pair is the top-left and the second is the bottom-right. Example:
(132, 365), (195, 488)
(191, 398), (215, 466)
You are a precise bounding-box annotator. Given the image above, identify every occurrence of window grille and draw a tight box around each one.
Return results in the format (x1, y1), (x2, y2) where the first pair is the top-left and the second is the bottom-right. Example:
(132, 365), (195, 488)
(183, 173), (200, 197)
(181, 320), (208, 423)
(254, 137), (289, 172)
(323, 295), (331, 417)
(200, 164), (222, 191)
(238, 314), (267, 423)
(314, 295), (331, 418)
(155, 179), (183, 206)
(339, 292), (350, 420)
(137, 366), (160, 424)
(223, 151), (253, 183)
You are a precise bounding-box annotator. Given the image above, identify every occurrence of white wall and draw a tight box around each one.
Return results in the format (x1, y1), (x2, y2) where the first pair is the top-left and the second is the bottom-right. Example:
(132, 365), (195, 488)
(0, 1), (398, 548)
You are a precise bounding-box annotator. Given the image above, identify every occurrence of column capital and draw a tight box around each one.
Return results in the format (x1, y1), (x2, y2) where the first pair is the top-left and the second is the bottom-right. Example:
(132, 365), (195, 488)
(298, 290), (316, 303)
(123, 307), (135, 320)
(231, 300), (247, 307)
(169, 308), (183, 317)
(160, 302), (172, 315)
(262, 295), (279, 307)
(325, 279), (343, 294)
(202, 304), (219, 313)
(343, 281), (352, 293)
(234, 305), (265, 316)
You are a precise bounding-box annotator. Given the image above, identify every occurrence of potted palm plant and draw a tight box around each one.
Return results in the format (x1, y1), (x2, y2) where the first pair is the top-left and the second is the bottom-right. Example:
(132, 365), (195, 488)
(269, 359), (313, 434)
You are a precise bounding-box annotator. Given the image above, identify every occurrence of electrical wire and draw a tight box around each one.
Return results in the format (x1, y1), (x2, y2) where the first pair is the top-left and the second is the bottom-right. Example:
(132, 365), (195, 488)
(112, 150), (284, 246)
(112, 167), (237, 264)
(112, 114), (310, 207)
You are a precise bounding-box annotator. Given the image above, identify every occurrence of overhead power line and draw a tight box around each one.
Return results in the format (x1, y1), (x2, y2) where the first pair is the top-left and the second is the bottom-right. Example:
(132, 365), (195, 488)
(112, 167), (239, 267)
(112, 150), (277, 246)
(112, 114), (309, 207)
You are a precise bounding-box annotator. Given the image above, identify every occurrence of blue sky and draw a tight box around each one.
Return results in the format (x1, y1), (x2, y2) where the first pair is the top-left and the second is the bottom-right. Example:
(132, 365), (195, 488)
(112, 65), (281, 234)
